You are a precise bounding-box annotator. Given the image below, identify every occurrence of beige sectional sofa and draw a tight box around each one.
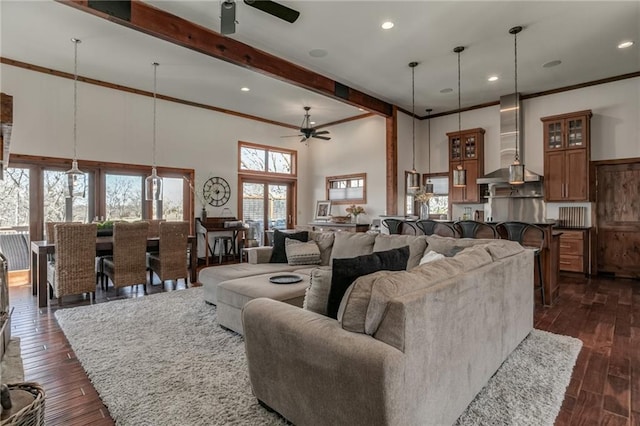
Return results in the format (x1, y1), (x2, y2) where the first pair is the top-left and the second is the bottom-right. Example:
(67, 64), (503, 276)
(241, 237), (534, 426)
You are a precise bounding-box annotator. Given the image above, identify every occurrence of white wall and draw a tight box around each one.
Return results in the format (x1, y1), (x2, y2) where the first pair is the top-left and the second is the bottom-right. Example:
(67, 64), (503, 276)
(1, 64), (311, 221)
(307, 114), (387, 223)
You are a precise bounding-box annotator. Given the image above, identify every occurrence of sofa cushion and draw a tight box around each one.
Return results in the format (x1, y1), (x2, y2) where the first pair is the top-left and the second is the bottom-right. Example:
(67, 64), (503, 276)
(329, 232), (376, 263)
(426, 235), (498, 256)
(303, 267), (333, 316)
(373, 234), (427, 270)
(327, 246), (409, 319)
(483, 239), (525, 260)
(309, 231), (335, 266)
(270, 230), (308, 263)
(285, 238), (321, 266)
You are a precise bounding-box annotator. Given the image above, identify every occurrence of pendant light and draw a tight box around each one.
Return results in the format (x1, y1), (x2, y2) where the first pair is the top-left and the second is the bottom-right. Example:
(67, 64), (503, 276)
(452, 46), (466, 187)
(424, 108), (434, 196)
(64, 38), (86, 199)
(407, 61), (421, 191)
(508, 26), (525, 185)
(145, 62), (163, 201)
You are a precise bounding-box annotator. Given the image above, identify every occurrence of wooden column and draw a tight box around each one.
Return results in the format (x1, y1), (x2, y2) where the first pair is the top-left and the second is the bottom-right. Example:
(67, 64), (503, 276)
(386, 106), (398, 215)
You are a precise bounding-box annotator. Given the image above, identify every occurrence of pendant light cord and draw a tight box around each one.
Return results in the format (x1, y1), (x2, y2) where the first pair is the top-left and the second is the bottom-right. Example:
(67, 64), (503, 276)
(72, 39), (79, 161)
(514, 30), (519, 161)
(411, 63), (416, 171)
(152, 63), (158, 169)
(427, 109), (432, 175)
(456, 47), (463, 168)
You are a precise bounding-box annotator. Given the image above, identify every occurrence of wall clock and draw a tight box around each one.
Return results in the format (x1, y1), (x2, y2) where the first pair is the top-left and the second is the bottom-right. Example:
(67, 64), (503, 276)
(203, 176), (231, 207)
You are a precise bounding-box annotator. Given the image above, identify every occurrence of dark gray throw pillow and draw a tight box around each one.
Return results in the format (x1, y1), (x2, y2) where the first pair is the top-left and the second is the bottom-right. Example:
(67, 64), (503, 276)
(269, 229), (308, 263)
(327, 246), (409, 319)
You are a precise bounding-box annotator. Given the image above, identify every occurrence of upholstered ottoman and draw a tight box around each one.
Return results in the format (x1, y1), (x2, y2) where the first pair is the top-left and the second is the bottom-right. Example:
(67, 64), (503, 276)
(216, 273), (310, 334)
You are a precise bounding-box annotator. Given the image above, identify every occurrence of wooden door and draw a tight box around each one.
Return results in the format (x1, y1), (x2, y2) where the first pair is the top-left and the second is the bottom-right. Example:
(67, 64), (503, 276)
(544, 151), (565, 201)
(565, 149), (588, 200)
(596, 162), (640, 278)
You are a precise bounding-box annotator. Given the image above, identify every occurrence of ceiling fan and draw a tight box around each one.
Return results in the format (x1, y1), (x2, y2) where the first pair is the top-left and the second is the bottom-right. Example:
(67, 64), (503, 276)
(221, 0), (300, 35)
(283, 107), (332, 144)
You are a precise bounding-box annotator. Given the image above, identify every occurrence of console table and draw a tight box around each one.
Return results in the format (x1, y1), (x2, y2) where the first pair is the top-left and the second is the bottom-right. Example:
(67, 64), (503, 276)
(308, 222), (370, 233)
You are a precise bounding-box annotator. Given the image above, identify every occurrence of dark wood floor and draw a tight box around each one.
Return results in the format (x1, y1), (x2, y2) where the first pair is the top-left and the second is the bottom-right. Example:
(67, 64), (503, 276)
(5, 271), (640, 425)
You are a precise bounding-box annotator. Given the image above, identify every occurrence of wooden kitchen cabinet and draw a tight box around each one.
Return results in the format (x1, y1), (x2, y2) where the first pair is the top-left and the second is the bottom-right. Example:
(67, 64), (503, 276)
(542, 110), (593, 201)
(448, 128), (485, 203)
(557, 228), (591, 274)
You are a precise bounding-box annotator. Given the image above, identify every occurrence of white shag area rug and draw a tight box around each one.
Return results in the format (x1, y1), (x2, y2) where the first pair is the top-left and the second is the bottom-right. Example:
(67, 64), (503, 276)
(55, 288), (582, 426)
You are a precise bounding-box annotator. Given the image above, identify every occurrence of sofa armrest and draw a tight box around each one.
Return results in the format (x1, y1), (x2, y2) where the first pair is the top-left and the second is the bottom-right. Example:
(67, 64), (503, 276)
(242, 298), (405, 425)
(243, 246), (273, 264)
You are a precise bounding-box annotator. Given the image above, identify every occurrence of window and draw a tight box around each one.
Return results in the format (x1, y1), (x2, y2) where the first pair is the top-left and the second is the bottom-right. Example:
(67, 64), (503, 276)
(238, 142), (297, 237)
(0, 167), (29, 230)
(405, 172), (449, 218)
(326, 173), (366, 204)
(239, 142), (296, 176)
(44, 169), (91, 224)
(105, 173), (143, 221)
(158, 177), (185, 221)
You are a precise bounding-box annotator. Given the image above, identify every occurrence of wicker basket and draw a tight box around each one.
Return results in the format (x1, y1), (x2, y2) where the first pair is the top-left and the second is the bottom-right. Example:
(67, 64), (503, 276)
(0, 382), (45, 426)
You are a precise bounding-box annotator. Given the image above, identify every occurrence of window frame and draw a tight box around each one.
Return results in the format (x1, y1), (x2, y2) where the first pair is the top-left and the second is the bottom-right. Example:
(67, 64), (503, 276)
(325, 172), (367, 205)
(237, 141), (297, 178)
(7, 153), (194, 240)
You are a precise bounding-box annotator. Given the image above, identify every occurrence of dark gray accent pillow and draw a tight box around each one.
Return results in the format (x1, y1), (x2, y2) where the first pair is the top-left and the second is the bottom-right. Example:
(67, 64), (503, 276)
(327, 246), (409, 319)
(269, 229), (308, 263)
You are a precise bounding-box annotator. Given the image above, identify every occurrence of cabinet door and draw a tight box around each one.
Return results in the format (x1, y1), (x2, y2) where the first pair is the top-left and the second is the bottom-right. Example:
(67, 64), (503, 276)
(544, 120), (564, 151)
(450, 135), (462, 161)
(565, 149), (588, 200)
(462, 160), (479, 202)
(544, 151), (566, 201)
(449, 170), (465, 203)
(566, 117), (586, 149)
(462, 134), (478, 160)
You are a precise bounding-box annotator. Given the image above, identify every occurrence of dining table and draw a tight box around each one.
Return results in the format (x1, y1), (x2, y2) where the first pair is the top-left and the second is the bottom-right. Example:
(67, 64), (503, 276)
(30, 235), (197, 308)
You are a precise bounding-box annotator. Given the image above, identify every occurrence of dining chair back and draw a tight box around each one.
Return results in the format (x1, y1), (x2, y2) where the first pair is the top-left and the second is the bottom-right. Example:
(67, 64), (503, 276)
(381, 219), (416, 235)
(495, 221), (546, 305)
(453, 220), (497, 239)
(147, 221), (190, 289)
(146, 219), (166, 238)
(46, 223), (97, 304)
(102, 221), (149, 295)
(45, 221), (65, 242)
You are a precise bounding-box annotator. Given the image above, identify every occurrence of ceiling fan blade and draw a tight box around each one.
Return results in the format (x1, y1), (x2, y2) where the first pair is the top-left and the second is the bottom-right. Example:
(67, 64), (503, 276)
(243, 0), (300, 23)
(280, 134), (302, 138)
(221, 0), (236, 35)
(313, 130), (330, 135)
(313, 136), (331, 141)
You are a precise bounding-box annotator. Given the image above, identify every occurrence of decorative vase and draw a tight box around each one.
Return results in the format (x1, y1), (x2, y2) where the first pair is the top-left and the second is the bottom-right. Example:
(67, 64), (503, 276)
(420, 203), (430, 220)
(351, 214), (359, 224)
(201, 207), (207, 222)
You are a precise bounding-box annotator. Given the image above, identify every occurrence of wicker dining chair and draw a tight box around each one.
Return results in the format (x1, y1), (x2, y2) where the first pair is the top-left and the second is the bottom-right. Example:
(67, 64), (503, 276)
(147, 221), (190, 290)
(146, 219), (166, 238)
(46, 222), (97, 305)
(101, 221), (149, 296)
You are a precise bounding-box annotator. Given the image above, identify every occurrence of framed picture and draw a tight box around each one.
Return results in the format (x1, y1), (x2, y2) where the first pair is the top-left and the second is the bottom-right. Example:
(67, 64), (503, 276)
(315, 200), (332, 221)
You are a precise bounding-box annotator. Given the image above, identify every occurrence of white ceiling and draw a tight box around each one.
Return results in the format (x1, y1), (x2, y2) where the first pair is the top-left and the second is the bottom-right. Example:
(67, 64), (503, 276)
(1, 1), (639, 128)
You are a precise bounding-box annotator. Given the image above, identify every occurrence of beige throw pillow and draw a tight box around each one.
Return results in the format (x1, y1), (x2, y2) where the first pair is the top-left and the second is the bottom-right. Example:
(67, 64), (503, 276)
(285, 238), (321, 266)
(303, 267), (333, 315)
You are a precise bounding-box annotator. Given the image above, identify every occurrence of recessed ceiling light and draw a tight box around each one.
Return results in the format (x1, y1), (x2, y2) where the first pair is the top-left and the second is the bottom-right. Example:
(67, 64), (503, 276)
(310, 121), (316, 125)
(358, 108), (365, 112)
(543, 60), (562, 68)
(488, 76), (499, 82)
(381, 21), (394, 30)
(440, 88), (453, 93)
(309, 49), (328, 58)
(240, 87), (250, 92)
(618, 41), (634, 49)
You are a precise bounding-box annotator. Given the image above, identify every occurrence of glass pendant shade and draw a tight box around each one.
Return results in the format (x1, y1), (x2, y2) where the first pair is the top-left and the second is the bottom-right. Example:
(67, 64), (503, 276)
(509, 158), (525, 185)
(424, 181), (434, 196)
(64, 159), (86, 198)
(453, 165), (466, 187)
(407, 170), (420, 190)
(145, 166), (163, 201)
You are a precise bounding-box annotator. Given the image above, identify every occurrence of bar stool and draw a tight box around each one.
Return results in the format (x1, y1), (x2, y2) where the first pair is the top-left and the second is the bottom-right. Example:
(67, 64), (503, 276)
(212, 235), (235, 264)
(496, 221), (545, 305)
(453, 220), (497, 239)
(381, 219), (416, 235)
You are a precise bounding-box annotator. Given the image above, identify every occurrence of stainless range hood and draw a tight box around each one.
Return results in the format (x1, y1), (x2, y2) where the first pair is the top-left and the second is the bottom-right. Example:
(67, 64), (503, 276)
(477, 93), (542, 184)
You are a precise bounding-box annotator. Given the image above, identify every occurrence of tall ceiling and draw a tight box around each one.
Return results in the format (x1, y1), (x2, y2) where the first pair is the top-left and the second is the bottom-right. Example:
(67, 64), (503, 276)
(1, 1), (639, 128)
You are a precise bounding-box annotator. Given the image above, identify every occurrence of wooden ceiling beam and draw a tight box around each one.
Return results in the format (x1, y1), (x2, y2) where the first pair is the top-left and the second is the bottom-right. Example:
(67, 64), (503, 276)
(58, 0), (392, 117)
